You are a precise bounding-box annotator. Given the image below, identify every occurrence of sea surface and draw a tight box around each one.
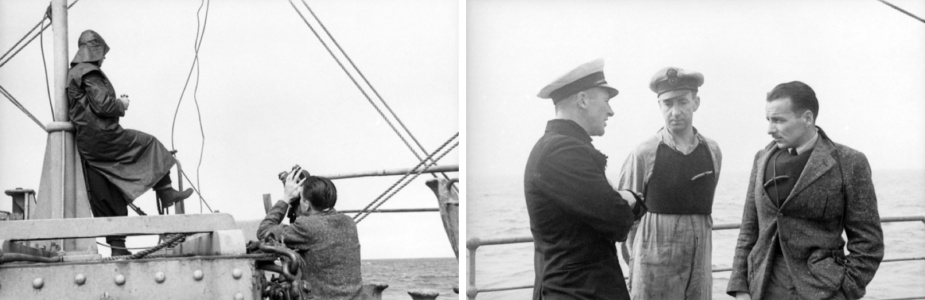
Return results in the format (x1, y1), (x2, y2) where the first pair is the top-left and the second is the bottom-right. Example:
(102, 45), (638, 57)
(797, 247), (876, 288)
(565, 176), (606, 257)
(468, 169), (925, 299)
(362, 257), (459, 300)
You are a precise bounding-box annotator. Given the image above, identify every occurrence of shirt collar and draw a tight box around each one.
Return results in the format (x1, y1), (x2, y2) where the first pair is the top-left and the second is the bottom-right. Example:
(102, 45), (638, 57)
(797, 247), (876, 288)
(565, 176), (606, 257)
(546, 119), (592, 143)
(656, 127), (703, 151)
(794, 127), (819, 155)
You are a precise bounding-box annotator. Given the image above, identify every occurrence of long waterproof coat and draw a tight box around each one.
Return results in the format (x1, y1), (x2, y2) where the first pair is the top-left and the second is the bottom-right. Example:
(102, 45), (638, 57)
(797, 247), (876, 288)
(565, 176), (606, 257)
(67, 62), (175, 200)
(524, 119), (645, 300)
(727, 129), (883, 299)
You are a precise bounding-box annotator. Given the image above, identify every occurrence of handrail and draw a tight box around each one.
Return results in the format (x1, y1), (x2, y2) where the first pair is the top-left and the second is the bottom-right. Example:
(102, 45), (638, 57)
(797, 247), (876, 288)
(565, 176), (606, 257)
(320, 165), (458, 180)
(466, 215), (925, 300)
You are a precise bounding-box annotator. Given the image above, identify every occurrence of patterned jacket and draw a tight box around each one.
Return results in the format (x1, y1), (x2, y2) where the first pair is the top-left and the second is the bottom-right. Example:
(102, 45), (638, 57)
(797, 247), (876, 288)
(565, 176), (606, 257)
(727, 128), (883, 299)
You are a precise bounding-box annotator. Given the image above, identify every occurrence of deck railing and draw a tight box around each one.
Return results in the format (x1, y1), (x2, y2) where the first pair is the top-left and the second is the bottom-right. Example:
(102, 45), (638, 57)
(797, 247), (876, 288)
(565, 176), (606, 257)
(466, 215), (925, 300)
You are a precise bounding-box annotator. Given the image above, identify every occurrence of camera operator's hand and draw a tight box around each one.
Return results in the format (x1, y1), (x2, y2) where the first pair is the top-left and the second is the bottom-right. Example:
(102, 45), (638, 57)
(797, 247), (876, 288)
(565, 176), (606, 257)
(283, 166), (305, 204)
(118, 94), (130, 110)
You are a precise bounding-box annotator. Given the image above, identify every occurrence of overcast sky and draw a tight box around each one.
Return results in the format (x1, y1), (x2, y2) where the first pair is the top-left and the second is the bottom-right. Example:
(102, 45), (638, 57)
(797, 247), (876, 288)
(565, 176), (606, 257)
(0, 0), (458, 259)
(2, 0), (924, 261)
(468, 0), (925, 183)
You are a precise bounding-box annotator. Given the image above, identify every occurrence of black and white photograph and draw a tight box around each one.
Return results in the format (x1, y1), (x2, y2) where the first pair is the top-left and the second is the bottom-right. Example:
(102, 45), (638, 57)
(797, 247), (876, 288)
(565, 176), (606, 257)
(467, 0), (924, 299)
(2, 0), (925, 299)
(0, 0), (458, 299)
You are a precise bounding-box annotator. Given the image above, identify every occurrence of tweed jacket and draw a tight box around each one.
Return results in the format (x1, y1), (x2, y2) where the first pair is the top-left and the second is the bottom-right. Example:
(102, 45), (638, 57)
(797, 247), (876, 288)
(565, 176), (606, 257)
(727, 128), (883, 299)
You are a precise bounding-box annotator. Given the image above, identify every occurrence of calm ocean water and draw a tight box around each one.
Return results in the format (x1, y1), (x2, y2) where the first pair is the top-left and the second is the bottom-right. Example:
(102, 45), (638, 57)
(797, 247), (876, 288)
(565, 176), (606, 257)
(468, 169), (925, 299)
(362, 257), (459, 300)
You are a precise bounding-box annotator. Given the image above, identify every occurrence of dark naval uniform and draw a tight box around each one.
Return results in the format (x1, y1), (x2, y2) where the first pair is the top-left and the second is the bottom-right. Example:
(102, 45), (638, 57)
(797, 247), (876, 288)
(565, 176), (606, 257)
(525, 119), (645, 300)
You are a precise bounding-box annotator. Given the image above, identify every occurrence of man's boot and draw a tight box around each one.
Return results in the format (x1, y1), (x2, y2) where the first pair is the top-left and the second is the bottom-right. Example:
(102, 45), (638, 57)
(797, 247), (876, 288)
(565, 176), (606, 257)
(155, 187), (193, 208)
(108, 238), (131, 256)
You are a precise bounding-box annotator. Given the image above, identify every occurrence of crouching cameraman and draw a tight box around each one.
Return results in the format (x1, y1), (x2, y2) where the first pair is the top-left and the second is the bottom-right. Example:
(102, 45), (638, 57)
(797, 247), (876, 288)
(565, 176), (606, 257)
(258, 166), (362, 299)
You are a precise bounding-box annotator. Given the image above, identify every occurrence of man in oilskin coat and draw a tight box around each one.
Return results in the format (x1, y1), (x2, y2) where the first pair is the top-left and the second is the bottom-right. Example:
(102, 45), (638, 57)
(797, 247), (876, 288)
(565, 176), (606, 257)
(67, 30), (192, 255)
(525, 58), (647, 300)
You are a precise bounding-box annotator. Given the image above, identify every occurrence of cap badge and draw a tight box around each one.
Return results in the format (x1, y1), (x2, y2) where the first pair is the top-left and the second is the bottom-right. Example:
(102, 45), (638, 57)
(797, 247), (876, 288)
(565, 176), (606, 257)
(667, 68), (678, 85)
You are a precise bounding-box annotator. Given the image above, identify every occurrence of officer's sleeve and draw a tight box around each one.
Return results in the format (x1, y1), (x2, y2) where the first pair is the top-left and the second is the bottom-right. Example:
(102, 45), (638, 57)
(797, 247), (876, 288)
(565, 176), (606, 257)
(82, 72), (125, 118)
(535, 140), (637, 242)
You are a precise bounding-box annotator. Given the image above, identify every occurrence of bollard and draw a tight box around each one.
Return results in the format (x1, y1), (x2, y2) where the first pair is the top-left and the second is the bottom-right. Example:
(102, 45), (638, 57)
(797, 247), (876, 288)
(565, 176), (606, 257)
(359, 282), (388, 300)
(4, 188), (35, 220)
(408, 290), (439, 300)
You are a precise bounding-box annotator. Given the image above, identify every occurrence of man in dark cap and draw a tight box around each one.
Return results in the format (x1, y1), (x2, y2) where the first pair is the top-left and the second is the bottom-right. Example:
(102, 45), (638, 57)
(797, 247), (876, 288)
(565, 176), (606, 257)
(617, 67), (721, 299)
(525, 58), (646, 300)
(67, 30), (192, 255)
(727, 81), (882, 300)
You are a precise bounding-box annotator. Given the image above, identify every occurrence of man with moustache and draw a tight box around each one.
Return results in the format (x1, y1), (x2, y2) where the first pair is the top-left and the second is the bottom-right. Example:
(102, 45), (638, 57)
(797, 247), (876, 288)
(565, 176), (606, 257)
(727, 81), (883, 299)
(617, 67), (721, 299)
(525, 58), (646, 300)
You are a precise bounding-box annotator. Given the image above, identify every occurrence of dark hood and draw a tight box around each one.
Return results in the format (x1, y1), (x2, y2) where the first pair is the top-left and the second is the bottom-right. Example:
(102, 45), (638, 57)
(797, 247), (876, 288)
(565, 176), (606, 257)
(70, 30), (109, 66)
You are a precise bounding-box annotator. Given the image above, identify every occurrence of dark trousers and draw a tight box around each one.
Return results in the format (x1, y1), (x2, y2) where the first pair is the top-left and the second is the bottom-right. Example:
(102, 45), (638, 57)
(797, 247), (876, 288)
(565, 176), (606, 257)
(84, 164), (170, 244)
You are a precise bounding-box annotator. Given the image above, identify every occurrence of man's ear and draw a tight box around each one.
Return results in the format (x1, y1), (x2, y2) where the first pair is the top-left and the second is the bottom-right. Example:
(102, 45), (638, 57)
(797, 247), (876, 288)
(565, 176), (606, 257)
(693, 95), (701, 112)
(801, 109), (815, 126)
(576, 91), (589, 109)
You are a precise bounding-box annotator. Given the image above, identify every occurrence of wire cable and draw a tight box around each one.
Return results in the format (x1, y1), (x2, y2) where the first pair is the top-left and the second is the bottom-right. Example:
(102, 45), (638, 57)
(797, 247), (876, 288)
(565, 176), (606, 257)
(39, 8), (55, 121)
(353, 132), (458, 222)
(292, 1), (455, 191)
(169, 0), (213, 214)
(352, 132), (457, 220)
(192, 0), (210, 214)
(287, 0), (428, 169)
(299, 0), (451, 184)
(0, 0), (80, 70)
(355, 141), (458, 223)
(0, 84), (46, 130)
(877, 0), (925, 24)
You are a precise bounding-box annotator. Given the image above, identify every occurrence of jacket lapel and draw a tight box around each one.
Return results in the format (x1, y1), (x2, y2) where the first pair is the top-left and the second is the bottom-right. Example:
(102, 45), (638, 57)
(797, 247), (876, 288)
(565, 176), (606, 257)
(781, 134), (836, 208)
(755, 142), (776, 208)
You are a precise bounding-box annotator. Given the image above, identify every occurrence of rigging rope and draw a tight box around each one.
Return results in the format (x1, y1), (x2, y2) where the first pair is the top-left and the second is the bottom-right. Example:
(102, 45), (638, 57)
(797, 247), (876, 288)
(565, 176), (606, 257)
(355, 140), (459, 223)
(876, 0), (925, 24)
(0, 84), (46, 130)
(0, 2), (83, 131)
(352, 132), (457, 221)
(178, 159), (214, 213)
(298, 0), (453, 184)
(169, 0), (213, 214)
(40, 7), (55, 121)
(353, 132), (458, 222)
(287, 0), (455, 186)
(0, 0), (80, 70)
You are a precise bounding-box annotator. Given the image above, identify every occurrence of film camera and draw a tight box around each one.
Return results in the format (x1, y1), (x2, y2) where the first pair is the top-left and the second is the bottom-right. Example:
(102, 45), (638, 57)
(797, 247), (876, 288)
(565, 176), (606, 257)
(278, 164), (310, 185)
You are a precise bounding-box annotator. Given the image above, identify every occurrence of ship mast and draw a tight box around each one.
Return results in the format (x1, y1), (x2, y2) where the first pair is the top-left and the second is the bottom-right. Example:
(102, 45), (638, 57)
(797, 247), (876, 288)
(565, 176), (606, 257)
(28, 0), (97, 254)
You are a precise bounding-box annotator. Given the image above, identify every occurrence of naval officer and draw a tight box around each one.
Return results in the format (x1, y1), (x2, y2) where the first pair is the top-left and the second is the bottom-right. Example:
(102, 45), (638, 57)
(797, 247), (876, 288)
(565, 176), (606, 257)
(525, 58), (646, 300)
(617, 67), (721, 299)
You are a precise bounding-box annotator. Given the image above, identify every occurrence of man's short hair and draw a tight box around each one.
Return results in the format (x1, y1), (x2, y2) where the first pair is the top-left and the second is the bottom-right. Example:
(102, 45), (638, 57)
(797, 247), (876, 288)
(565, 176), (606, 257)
(301, 176), (337, 211)
(767, 81), (819, 121)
